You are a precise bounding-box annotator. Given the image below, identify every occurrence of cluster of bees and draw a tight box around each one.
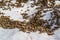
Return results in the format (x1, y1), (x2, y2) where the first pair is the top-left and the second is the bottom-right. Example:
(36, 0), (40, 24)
(0, 15), (54, 35)
(0, 0), (22, 9)
(0, 9), (60, 35)
(0, 0), (56, 8)
(0, 0), (60, 35)
(0, 0), (59, 10)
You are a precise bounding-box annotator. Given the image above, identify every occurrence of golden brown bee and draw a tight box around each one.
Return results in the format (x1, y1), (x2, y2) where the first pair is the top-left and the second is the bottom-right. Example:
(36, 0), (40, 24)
(21, 13), (29, 19)
(0, 2), (6, 7)
(47, 30), (54, 35)
(14, 3), (21, 7)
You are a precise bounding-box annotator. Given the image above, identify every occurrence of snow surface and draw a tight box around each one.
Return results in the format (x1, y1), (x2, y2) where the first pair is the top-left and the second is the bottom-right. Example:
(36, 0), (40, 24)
(55, 1), (60, 5)
(0, 27), (60, 40)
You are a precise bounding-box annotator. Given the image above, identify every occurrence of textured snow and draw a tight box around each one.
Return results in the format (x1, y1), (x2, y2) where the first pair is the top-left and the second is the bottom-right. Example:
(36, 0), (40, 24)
(55, 1), (60, 5)
(0, 27), (60, 40)
(40, 11), (52, 20)
(54, 28), (60, 40)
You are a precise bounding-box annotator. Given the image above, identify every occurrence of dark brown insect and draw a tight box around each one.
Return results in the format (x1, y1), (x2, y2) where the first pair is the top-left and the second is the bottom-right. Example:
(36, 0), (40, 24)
(16, 0), (28, 3)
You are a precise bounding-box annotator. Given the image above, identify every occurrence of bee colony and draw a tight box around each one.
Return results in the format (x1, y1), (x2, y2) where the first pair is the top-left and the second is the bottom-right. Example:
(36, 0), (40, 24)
(0, 0), (60, 35)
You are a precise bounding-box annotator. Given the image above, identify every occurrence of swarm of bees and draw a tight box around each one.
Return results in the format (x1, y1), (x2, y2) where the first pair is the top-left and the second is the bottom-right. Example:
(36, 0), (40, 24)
(0, 0), (60, 35)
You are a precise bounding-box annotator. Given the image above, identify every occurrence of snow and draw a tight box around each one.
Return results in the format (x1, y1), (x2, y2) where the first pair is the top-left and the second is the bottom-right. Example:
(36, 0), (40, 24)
(0, 0), (1, 1)
(0, 27), (19, 40)
(0, 27), (60, 40)
(55, 1), (60, 5)
(40, 11), (52, 20)
(11, 0), (16, 4)
(54, 28), (60, 40)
